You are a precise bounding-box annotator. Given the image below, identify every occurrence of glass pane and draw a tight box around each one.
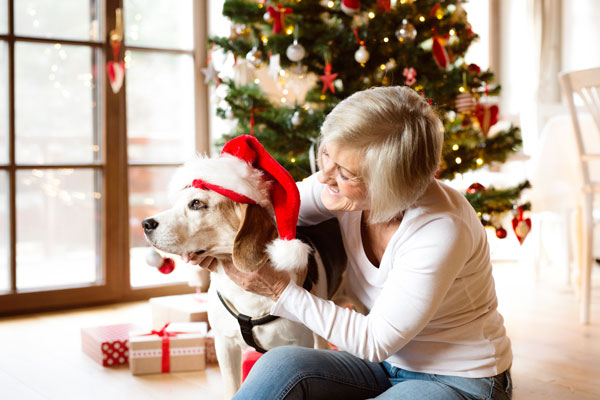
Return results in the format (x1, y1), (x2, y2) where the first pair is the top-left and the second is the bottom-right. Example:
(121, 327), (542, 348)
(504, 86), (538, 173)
(124, 0), (194, 50)
(0, 0), (7, 34)
(129, 166), (191, 287)
(16, 168), (101, 290)
(14, 0), (101, 41)
(0, 171), (9, 292)
(15, 42), (100, 165)
(0, 41), (7, 164)
(126, 50), (195, 163)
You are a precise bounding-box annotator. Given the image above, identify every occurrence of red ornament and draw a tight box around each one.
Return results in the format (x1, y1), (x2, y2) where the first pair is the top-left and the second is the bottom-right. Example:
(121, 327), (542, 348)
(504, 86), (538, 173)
(495, 227), (507, 239)
(319, 63), (338, 94)
(468, 63), (481, 74)
(158, 257), (176, 274)
(467, 182), (486, 194)
(377, 0), (391, 12)
(403, 67), (417, 86)
(432, 35), (450, 70)
(341, 0), (360, 15)
(267, 5), (292, 34)
(474, 103), (499, 137)
(511, 206), (531, 245)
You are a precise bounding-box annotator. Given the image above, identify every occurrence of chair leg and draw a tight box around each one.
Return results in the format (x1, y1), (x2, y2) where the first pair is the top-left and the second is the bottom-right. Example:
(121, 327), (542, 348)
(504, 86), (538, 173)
(563, 209), (572, 285)
(580, 197), (593, 324)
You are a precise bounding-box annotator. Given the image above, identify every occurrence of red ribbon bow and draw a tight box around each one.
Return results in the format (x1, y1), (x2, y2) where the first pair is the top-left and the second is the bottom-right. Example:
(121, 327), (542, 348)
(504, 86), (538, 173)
(140, 323), (187, 373)
(267, 5), (292, 34)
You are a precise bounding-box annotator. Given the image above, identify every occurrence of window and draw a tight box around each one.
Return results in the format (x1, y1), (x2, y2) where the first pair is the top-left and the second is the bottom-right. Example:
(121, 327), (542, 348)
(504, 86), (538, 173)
(0, 0), (208, 314)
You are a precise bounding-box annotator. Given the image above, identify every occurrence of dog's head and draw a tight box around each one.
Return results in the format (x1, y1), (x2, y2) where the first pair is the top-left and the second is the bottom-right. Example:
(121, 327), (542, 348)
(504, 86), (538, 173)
(142, 153), (310, 273)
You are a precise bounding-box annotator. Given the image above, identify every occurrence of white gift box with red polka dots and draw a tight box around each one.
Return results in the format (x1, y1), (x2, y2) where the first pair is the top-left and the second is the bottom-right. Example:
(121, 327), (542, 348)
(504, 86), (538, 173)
(81, 323), (141, 367)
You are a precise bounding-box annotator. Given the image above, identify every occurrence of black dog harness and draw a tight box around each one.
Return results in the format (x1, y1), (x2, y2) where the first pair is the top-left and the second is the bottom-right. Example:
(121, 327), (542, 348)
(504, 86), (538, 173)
(216, 247), (317, 354)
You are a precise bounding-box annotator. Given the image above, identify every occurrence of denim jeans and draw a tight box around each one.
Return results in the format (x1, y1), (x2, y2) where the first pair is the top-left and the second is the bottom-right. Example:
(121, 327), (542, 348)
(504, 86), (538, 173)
(234, 346), (512, 400)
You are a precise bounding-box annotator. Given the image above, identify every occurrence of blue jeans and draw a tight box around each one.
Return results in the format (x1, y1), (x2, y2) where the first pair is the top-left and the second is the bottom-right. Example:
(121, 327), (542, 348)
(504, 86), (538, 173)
(234, 346), (512, 400)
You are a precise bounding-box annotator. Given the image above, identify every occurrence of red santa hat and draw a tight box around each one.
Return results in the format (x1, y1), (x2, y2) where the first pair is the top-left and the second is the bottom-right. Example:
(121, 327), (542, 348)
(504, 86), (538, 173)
(173, 135), (310, 272)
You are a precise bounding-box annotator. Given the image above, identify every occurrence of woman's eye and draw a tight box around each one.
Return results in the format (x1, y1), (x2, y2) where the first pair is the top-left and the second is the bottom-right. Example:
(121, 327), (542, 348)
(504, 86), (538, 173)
(188, 199), (207, 210)
(337, 167), (350, 180)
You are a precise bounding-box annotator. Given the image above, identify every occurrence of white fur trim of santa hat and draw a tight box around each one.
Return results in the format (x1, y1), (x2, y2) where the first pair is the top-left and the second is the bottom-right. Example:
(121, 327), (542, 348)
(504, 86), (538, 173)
(168, 154), (271, 207)
(266, 238), (312, 272)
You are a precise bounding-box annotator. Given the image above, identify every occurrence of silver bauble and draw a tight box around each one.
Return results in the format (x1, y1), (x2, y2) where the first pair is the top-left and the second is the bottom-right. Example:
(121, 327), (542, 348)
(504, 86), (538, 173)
(354, 45), (370, 64)
(286, 41), (306, 62)
(395, 19), (417, 42)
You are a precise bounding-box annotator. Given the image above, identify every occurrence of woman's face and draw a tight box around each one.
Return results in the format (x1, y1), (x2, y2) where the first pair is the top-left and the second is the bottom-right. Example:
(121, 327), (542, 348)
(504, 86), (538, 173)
(316, 142), (370, 212)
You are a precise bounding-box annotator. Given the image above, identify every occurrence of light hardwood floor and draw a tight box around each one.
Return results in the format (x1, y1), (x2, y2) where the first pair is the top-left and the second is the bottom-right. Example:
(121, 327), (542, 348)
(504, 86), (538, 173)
(1, 261), (599, 400)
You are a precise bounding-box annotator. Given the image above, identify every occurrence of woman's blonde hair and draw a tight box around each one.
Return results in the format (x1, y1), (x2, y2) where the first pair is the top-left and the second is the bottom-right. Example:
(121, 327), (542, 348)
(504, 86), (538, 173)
(319, 86), (444, 224)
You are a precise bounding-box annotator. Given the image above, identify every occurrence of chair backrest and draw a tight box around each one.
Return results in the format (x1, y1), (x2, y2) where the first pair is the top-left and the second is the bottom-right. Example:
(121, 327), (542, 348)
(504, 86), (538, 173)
(559, 67), (600, 187)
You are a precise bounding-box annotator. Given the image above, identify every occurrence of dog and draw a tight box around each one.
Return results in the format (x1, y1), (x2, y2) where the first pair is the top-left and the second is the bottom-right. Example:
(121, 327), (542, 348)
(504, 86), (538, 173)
(142, 136), (354, 398)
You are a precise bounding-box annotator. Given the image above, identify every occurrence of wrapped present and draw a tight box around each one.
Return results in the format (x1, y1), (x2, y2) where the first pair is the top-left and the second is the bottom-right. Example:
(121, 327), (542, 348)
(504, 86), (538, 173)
(81, 323), (140, 367)
(242, 348), (263, 382)
(205, 329), (218, 364)
(129, 322), (207, 375)
(150, 293), (209, 330)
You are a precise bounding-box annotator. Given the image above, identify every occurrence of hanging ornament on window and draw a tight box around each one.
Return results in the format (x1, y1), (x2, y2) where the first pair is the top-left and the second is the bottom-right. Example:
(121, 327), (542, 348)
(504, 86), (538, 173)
(341, 0), (361, 15)
(246, 47), (264, 68)
(403, 67), (417, 86)
(512, 206), (531, 245)
(291, 110), (302, 126)
(352, 28), (369, 64)
(106, 8), (125, 94)
(395, 19), (417, 43)
(286, 40), (306, 62)
(145, 247), (176, 274)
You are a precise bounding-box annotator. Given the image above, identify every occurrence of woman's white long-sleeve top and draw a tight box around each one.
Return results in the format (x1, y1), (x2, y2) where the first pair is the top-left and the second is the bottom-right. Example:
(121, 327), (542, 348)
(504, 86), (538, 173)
(271, 174), (513, 378)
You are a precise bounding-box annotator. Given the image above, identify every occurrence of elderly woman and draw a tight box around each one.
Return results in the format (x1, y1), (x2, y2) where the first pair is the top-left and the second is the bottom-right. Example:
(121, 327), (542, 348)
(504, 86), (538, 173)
(208, 86), (513, 399)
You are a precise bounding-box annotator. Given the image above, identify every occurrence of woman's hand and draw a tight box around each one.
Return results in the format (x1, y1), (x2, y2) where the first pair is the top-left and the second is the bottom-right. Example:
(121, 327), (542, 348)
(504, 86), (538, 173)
(220, 259), (291, 302)
(187, 254), (219, 272)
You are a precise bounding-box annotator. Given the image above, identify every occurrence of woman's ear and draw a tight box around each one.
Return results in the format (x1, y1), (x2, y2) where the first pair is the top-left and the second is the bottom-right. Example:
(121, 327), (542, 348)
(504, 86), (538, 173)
(233, 203), (278, 272)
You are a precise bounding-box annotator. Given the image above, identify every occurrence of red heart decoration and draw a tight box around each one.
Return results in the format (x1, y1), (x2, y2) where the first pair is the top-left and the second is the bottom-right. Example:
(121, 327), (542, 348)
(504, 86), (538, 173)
(106, 60), (125, 94)
(511, 217), (531, 245)
(474, 103), (499, 137)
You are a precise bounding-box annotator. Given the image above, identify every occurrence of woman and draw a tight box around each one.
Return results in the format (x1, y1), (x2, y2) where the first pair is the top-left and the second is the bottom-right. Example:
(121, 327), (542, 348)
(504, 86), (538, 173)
(202, 86), (512, 399)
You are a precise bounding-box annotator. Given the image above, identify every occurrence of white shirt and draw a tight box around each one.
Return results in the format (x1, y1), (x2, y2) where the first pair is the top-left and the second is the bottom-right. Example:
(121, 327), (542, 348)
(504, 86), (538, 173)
(271, 174), (513, 378)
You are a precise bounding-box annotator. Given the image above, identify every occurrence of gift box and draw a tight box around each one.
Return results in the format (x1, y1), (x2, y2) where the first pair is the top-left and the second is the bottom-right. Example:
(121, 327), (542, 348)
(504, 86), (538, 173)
(81, 323), (141, 367)
(205, 329), (218, 364)
(242, 348), (263, 382)
(150, 293), (209, 330)
(129, 322), (207, 375)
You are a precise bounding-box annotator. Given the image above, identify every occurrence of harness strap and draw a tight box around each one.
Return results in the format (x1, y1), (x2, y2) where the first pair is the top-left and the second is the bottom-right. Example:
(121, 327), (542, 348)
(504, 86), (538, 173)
(217, 291), (279, 354)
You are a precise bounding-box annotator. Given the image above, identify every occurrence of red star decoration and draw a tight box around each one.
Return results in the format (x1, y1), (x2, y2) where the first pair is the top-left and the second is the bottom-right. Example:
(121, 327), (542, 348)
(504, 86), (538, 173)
(319, 63), (338, 94)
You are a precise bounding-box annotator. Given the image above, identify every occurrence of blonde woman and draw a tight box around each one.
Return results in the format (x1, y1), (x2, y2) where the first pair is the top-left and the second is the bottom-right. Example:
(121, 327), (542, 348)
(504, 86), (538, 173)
(202, 86), (512, 400)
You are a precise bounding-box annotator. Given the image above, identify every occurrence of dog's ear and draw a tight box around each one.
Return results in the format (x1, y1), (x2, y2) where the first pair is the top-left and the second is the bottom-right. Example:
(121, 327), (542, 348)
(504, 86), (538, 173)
(233, 203), (278, 272)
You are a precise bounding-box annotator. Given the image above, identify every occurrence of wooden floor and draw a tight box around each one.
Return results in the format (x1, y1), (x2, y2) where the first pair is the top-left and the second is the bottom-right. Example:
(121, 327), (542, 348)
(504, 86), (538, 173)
(1, 261), (599, 400)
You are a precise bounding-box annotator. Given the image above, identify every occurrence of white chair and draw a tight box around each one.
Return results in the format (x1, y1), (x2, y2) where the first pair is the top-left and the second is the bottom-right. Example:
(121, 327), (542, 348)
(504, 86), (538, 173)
(559, 67), (600, 324)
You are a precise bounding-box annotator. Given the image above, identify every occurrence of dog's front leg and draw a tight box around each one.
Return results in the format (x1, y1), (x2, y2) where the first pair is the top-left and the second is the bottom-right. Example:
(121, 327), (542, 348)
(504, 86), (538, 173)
(214, 333), (243, 399)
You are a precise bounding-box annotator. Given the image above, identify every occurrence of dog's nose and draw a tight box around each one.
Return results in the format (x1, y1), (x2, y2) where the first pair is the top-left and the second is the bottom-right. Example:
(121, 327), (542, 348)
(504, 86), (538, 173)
(142, 218), (159, 231)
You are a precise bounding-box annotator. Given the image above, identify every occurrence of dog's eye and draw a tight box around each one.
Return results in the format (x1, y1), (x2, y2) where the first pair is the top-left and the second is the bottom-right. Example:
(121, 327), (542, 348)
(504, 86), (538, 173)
(188, 199), (207, 210)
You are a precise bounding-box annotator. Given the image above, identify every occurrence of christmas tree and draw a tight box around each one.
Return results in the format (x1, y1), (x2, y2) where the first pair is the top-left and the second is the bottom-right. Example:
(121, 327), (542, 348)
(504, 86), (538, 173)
(205, 0), (531, 242)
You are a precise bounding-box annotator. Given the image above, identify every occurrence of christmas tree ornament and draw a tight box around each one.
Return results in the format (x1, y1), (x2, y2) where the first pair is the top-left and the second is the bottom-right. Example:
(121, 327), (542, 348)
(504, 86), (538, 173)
(378, 0), (391, 12)
(395, 19), (417, 42)
(263, 11), (273, 23)
(246, 47), (263, 68)
(512, 206), (531, 245)
(145, 247), (176, 274)
(403, 67), (417, 86)
(495, 227), (507, 239)
(267, 4), (292, 34)
(455, 92), (476, 112)
(467, 182), (486, 194)
(232, 58), (255, 86)
(319, 62), (339, 94)
(474, 103), (499, 137)
(286, 40), (306, 62)
(354, 45), (369, 64)
(201, 61), (220, 85)
(291, 111), (302, 126)
(341, 0), (360, 15)
(432, 34), (450, 70)
(269, 53), (282, 80)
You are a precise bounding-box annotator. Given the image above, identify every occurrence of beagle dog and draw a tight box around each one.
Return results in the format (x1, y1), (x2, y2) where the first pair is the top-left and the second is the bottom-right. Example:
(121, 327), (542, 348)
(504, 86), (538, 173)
(142, 147), (352, 398)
